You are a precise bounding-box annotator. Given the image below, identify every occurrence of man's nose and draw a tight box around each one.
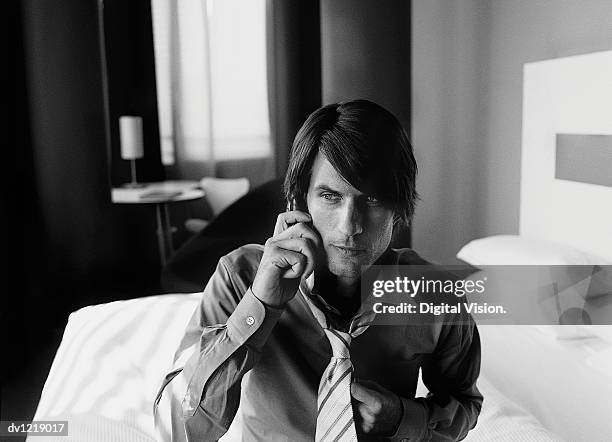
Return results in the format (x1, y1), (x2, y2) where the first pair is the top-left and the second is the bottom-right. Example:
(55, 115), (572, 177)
(337, 200), (363, 237)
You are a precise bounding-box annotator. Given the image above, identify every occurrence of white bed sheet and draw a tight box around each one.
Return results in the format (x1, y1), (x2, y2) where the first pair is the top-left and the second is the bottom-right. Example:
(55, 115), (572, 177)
(30, 293), (606, 441)
(463, 377), (562, 442)
(477, 325), (612, 441)
(30, 293), (201, 441)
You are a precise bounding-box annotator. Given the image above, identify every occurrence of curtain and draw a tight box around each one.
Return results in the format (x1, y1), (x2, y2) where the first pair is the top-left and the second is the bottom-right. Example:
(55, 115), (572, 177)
(103, 0), (166, 186)
(266, 0), (322, 178)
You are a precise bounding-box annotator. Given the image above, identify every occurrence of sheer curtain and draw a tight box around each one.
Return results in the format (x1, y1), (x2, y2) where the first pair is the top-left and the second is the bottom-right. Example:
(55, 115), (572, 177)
(151, 0), (271, 179)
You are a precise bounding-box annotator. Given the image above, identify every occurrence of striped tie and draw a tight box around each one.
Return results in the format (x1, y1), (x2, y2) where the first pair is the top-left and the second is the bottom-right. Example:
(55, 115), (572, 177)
(300, 276), (375, 441)
(315, 327), (357, 441)
(314, 310), (374, 442)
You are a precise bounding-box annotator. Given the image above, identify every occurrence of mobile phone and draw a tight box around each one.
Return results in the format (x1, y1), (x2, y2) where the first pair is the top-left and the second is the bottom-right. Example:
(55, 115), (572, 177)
(288, 197), (312, 224)
(287, 196), (317, 286)
(287, 196), (303, 213)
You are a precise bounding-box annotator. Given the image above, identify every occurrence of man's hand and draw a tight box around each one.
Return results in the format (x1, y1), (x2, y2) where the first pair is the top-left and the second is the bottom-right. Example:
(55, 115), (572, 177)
(252, 210), (322, 307)
(351, 379), (403, 436)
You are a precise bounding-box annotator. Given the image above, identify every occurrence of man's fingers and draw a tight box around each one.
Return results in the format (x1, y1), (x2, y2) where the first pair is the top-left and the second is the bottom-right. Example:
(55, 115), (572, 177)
(352, 379), (403, 436)
(274, 222), (322, 250)
(274, 210), (312, 235)
(350, 381), (380, 407)
(268, 246), (308, 279)
(354, 402), (375, 421)
(271, 238), (317, 279)
(353, 402), (376, 433)
(351, 381), (386, 416)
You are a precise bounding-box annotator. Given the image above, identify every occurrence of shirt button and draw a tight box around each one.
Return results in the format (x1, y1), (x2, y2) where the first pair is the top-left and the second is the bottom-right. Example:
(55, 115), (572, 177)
(246, 316), (255, 326)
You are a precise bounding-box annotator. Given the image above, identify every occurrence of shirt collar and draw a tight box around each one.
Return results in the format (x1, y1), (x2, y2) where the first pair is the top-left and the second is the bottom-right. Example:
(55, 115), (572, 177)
(299, 271), (377, 333)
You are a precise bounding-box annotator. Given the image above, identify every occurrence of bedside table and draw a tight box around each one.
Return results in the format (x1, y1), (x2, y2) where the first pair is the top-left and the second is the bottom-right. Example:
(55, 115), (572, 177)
(112, 181), (205, 266)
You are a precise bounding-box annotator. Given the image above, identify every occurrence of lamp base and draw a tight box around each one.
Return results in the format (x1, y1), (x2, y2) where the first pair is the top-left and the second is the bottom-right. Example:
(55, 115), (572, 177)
(123, 159), (145, 188)
(122, 182), (147, 189)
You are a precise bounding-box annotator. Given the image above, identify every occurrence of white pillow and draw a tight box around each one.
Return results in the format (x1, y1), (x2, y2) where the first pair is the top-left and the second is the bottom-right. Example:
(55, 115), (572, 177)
(457, 235), (612, 342)
(456, 235), (608, 266)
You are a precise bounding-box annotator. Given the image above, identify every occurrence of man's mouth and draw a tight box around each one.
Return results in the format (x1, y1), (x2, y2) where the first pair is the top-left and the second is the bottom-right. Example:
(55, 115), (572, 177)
(331, 244), (366, 255)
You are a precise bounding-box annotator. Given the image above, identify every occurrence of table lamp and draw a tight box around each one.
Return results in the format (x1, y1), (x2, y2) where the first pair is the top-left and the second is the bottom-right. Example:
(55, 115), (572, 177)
(119, 115), (146, 188)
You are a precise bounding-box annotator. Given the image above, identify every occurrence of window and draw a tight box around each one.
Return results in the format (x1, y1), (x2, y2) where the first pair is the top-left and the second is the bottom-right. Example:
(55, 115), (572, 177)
(151, 0), (270, 164)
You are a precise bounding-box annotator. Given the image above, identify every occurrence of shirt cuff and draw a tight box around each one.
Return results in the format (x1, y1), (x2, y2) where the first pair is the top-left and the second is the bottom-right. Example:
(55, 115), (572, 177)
(387, 397), (428, 441)
(226, 287), (284, 350)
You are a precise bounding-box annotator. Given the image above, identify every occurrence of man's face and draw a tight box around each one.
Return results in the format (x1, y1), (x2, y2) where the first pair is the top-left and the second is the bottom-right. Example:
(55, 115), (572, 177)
(306, 153), (394, 283)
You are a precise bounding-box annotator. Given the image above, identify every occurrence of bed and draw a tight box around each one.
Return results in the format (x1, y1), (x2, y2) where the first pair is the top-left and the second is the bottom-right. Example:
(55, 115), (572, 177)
(32, 291), (600, 442)
(30, 51), (612, 441)
(29, 288), (612, 441)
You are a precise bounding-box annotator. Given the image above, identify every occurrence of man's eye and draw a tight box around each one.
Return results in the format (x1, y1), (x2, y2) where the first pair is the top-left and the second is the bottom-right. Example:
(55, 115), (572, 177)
(321, 193), (340, 201)
(366, 196), (381, 205)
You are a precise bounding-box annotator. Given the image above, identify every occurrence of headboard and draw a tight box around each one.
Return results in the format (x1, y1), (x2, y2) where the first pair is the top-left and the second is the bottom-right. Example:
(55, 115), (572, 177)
(520, 50), (612, 263)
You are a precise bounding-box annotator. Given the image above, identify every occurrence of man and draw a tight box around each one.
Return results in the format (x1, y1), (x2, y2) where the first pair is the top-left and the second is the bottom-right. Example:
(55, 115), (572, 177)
(154, 99), (482, 441)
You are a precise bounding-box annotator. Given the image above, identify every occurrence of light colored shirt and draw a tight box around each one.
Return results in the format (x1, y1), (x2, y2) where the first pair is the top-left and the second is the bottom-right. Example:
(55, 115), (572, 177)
(154, 244), (482, 441)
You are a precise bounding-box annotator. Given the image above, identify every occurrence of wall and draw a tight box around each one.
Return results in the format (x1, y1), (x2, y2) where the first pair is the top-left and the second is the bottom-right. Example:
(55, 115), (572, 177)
(411, 0), (489, 264)
(320, 0), (411, 132)
(484, 0), (612, 236)
(411, 0), (612, 264)
(267, 0), (322, 178)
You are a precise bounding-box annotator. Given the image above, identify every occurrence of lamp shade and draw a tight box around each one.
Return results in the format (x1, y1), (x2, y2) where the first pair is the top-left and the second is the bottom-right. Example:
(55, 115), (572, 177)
(119, 116), (144, 160)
